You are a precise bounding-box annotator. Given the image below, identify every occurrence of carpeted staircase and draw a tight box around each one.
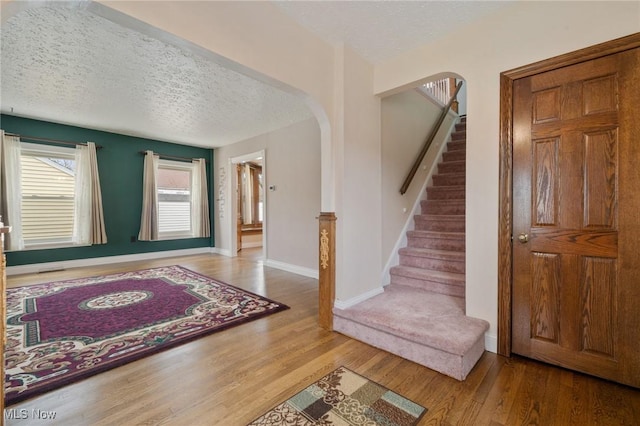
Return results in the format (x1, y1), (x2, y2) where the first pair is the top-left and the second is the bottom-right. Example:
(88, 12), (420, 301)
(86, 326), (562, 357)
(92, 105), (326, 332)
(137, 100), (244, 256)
(334, 117), (489, 380)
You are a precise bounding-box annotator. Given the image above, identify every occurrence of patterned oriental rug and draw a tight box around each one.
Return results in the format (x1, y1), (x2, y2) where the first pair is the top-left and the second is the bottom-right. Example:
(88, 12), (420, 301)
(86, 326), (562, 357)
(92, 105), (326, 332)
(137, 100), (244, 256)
(4, 265), (289, 405)
(249, 366), (427, 426)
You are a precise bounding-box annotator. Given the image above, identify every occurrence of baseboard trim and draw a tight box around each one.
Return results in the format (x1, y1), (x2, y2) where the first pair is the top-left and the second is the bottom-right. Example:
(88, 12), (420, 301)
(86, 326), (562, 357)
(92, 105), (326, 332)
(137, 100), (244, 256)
(7, 247), (213, 276)
(485, 333), (497, 353)
(241, 242), (263, 249)
(334, 286), (384, 310)
(212, 247), (233, 257)
(263, 259), (318, 279)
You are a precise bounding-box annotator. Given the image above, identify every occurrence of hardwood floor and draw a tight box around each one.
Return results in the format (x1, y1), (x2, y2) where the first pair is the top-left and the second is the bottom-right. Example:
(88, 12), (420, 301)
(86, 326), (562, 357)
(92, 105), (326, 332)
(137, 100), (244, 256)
(5, 252), (640, 425)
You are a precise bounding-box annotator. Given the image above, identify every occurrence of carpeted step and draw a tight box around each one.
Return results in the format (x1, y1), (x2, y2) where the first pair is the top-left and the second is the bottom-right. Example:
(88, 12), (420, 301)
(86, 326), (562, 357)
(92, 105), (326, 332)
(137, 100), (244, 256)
(398, 247), (465, 273)
(389, 266), (465, 296)
(455, 122), (466, 131)
(447, 140), (466, 151)
(426, 185), (465, 200)
(333, 286), (489, 381)
(421, 199), (465, 215)
(414, 214), (465, 232)
(442, 150), (465, 162)
(432, 173), (465, 187)
(450, 130), (466, 141)
(406, 230), (465, 251)
(438, 160), (465, 174)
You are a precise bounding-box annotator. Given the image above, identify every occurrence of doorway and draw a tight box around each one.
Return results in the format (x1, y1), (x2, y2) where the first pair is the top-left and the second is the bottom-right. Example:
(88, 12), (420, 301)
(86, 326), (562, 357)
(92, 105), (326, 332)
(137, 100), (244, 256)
(498, 34), (640, 387)
(230, 150), (266, 259)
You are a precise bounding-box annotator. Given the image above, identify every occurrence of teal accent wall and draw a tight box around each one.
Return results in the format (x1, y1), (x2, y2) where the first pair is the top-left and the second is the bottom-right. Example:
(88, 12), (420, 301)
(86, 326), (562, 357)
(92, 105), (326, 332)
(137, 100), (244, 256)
(1, 114), (214, 266)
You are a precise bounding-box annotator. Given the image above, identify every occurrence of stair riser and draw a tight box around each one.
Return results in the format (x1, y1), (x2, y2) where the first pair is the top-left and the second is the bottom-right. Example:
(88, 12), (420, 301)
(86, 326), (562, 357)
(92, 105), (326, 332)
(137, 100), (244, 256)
(438, 162), (465, 174)
(432, 174), (465, 186)
(451, 131), (466, 141)
(421, 201), (465, 215)
(455, 123), (466, 131)
(426, 188), (465, 200)
(399, 254), (465, 273)
(447, 141), (466, 151)
(332, 315), (487, 381)
(414, 217), (465, 232)
(388, 278), (465, 297)
(442, 151), (465, 162)
(407, 236), (465, 251)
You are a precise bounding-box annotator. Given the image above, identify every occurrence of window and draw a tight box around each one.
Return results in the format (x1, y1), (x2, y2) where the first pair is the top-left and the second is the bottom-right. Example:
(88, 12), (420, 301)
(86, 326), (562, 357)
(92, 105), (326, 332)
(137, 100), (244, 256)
(157, 159), (192, 239)
(20, 143), (76, 247)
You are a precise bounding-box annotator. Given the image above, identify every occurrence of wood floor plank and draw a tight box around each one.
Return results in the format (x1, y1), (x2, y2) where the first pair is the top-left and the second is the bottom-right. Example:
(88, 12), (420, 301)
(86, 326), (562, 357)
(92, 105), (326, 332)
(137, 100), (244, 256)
(5, 250), (640, 425)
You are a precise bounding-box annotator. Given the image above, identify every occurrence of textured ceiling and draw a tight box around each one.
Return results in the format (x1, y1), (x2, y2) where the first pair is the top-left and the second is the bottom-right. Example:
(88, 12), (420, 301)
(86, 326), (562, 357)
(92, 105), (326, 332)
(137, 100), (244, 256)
(0, 4), (313, 148)
(1, 1), (511, 149)
(274, 1), (512, 64)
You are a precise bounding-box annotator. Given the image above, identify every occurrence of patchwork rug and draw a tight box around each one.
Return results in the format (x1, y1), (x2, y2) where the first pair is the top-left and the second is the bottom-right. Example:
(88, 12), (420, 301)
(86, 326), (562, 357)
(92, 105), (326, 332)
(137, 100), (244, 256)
(249, 366), (427, 426)
(4, 265), (288, 404)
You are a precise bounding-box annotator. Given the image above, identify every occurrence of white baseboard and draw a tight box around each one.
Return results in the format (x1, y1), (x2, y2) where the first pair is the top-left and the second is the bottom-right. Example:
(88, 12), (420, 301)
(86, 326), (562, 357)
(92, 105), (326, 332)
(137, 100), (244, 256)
(7, 247), (213, 276)
(212, 247), (233, 257)
(334, 286), (384, 310)
(485, 333), (497, 353)
(241, 242), (263, 249)
(263, 259), (318, 279)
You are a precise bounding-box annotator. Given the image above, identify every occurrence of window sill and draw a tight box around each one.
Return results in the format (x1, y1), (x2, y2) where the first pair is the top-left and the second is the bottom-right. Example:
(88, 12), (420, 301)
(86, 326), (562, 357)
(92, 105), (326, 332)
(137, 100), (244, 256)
(9, 242), (90, 252)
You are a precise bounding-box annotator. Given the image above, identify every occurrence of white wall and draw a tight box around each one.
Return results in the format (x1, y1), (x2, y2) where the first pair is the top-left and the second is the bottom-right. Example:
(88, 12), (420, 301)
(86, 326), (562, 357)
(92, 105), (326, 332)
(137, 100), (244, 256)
(333, 45), (382, 302)
(215, 118), (321, 271)
(374, 1), (640, 350)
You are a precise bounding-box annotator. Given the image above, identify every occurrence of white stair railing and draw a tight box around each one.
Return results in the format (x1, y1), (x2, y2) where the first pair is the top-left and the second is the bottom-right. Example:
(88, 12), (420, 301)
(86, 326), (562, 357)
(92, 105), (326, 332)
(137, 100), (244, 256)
(420, 78), (452, 107)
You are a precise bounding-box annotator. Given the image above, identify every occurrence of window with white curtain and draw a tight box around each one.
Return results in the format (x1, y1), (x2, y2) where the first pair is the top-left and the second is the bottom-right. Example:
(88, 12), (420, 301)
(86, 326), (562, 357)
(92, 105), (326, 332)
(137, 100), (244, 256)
(157, 159), (193, 239)
(19, 143), (76, 247)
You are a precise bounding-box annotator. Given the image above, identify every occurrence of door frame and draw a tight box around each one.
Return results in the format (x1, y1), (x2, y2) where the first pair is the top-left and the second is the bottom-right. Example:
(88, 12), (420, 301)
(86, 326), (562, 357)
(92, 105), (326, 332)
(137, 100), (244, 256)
(497, 33), (640, 357)
(230, 150), (266, 258)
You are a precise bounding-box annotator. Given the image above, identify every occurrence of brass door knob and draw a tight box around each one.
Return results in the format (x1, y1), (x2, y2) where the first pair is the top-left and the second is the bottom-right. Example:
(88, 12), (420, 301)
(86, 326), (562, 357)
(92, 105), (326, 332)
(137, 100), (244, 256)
(517, 233), (529, 243)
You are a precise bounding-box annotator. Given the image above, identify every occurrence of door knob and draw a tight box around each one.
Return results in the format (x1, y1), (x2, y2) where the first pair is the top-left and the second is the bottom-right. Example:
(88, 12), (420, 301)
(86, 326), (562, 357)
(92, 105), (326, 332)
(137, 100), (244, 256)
(517, 233), (529, 243)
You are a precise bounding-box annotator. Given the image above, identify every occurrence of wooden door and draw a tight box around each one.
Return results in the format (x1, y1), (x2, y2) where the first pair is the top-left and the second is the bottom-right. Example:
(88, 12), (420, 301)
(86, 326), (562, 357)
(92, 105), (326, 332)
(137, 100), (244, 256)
(236, 164), (243, 252)
(512, 47), (640, 387)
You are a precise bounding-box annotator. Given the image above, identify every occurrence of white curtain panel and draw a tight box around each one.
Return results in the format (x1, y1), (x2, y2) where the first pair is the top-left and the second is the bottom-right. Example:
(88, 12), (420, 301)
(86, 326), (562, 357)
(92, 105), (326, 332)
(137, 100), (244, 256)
(191, 158), (210, 238)
(73, 142), (107, 245)
(138, 150), (159, 241)
(0, 131), (24, 251)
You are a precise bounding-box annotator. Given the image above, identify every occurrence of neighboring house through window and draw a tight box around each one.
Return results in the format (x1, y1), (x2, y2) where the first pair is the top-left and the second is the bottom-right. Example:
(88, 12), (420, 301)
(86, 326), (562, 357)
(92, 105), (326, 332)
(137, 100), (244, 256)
(157, 159), (192, 239)
(20, 143), (76, 248)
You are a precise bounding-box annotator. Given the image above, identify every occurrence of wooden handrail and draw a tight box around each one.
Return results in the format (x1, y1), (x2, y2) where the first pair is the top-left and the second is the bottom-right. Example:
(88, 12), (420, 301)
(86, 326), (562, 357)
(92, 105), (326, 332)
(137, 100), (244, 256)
(400, 81), (463, 195)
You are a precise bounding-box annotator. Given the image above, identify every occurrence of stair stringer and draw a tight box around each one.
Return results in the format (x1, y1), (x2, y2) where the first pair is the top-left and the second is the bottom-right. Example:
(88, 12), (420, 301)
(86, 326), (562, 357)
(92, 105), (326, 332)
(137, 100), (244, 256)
(381, 117), (457, 288)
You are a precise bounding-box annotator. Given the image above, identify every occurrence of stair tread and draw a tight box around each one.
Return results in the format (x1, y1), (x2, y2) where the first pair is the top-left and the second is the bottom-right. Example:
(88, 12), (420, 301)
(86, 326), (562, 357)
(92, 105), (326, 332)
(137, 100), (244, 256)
(423, 198), (465, 203)
(433, 172), (465, 176)
(427, 185), (465, 191)
(399, 247), (465, 260)
(391, 265), (465, 283)
(407, 230), (464, 238)
(416, 214), (465, 221)
(333, 286), (489, 355)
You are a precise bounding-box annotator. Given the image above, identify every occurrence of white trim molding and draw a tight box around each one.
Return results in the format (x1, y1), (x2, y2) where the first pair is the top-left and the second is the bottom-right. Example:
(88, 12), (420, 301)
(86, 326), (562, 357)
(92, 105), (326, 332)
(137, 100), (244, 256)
(212, 247), (233, 257)
(334, 286), (384, 310)
(485, 333), (497, 353)
(7, 247), (213, 276)
(263, 259), (318, 279)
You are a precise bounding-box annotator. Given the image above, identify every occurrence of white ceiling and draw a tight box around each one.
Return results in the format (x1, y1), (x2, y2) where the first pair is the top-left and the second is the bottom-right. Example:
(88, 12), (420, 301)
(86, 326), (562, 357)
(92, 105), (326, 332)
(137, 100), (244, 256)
(1, 1), (511, 149)
(275, 1), (511, 64)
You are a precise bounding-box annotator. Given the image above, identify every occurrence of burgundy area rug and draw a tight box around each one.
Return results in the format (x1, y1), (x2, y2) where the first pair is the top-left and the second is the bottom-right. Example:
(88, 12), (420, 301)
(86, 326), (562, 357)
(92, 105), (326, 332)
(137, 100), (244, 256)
(4, 265), (289, 404)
